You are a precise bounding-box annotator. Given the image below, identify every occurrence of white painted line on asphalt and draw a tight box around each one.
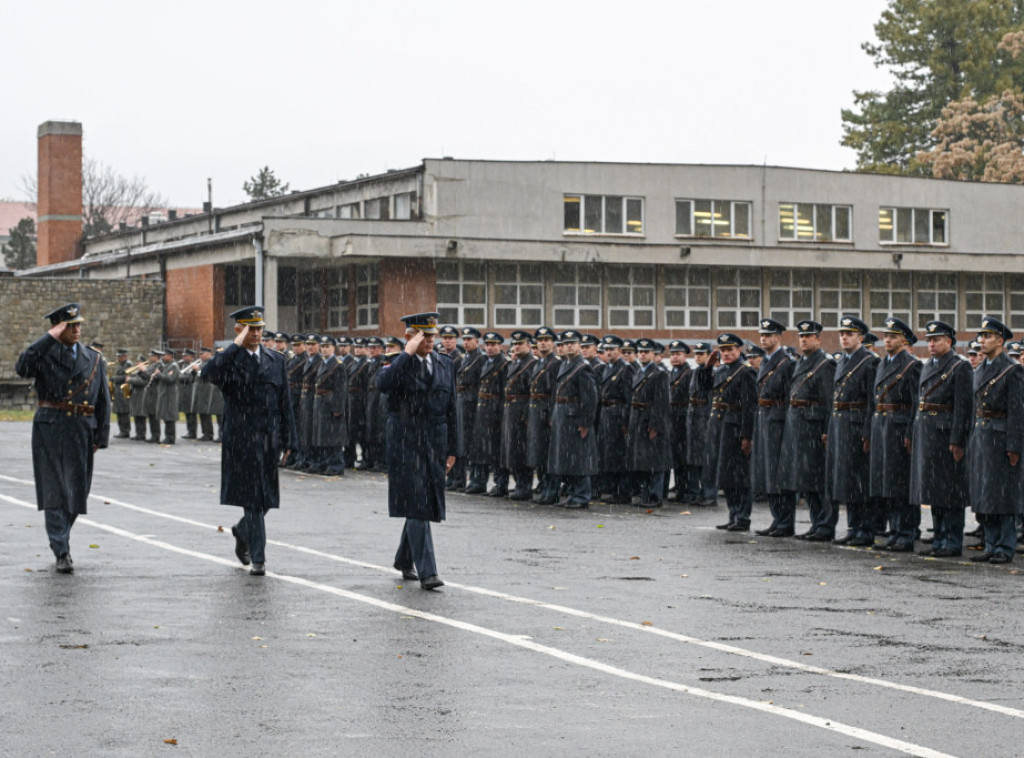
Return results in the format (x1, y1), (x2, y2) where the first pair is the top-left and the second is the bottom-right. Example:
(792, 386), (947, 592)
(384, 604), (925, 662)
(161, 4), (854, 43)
(0, 471), (1020, 723)
(0, 491), (958, 758)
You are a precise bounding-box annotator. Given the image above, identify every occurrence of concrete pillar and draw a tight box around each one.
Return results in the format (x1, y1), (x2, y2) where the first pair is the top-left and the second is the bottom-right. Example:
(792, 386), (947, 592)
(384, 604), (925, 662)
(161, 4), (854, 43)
(37, 121), (83, 266)
(263, 255), (279, 331)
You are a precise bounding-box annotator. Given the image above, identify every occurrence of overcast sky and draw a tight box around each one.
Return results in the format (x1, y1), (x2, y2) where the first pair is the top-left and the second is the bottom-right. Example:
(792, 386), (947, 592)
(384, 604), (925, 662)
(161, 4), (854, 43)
(2, 0), (894, 209)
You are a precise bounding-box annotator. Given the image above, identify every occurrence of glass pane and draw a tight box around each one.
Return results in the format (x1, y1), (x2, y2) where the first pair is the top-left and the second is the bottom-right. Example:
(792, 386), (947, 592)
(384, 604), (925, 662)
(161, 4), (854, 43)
(937, 272), (956, 290)
(665, 288), (686, 307)
(439, 306), (458, 324)
(564, 196), (581, 232)
(522, 308), (541, 325)
(819, 270), (838, 288)
(846, 292), (861, 309)
(690, 267), (710, 286)
(666, 310), (686, 327)
(740, 289), (760, 308)
(713, 200), (731, 238)
(878, 208), (894, 242)
(608, 286), (630, 307)
(584, 195), (602, 233)
(493, 263), (517, 282)
(578, 266), (601, 284)
(892, 292), (910, 310)
(938, 292), (956, 310)
(633, 287), (654, 307)
(964, 273), (982, 291)
(932, 211), (946, 243)
(463, 261), (486, 280)
(917, 292), (936, 309)
(779, 203), (795, 238)
(717, 288), (738, 307)
(690, 287), (709, 307)
(580, 309), (600, 327)
(626, 198), (643, 234)
(870, 291), (889, 310)
(842, 270), (860, 288)
(916, 272), (936, 289)
(521, 285), (543, 305)
(816, 205), (833, 241)
(797, 204), (814, 239)
(893, 271), (911, 289)
(914, 208), (929, 243)
(521, 263), (543, 281)
(664, 267), (685, 285)
(495, 284), (518, 304)
(718, 311), (737, 327)
(676, 201), (692, 235)
(634, 310), (653, 326)
(966, 293), (983, 311)
(897, 208), (913, 243)
(463, 283), (486, 304)
(495, 308), (516, 325)
(770, 289), (791, 307)
(987, 294), (1004, 311)
(691, 311), (709, 327)
(834, 206), (851, 240)
(554, 308), (575, 325)
(820, 312), (837, 328)
(694, 199), (713, 237)
(740, 311), (760, 327)
(605, 196), (623, 234)
(739, 268), (761, 287)
(633, 267), (654, 285)
(793, 290), (812, 308)
(820, 290), (839, 309)
(464, 307), (485, 324)
(579, 286), (601, 306)
(717, 269), (738, 286)
(793, 270), (813, 289)
(553, 286), (576, 306)
(733, 202), (750, 237)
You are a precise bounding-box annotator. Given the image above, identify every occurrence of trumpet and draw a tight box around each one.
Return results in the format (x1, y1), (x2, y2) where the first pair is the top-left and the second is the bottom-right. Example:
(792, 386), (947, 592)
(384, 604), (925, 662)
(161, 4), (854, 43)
(124, 362), (151, 375)
(180, 359), (203, 374)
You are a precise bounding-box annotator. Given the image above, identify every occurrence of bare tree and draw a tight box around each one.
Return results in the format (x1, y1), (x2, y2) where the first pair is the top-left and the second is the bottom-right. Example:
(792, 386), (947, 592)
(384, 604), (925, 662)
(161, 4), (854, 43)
(19, 157), (170, 240)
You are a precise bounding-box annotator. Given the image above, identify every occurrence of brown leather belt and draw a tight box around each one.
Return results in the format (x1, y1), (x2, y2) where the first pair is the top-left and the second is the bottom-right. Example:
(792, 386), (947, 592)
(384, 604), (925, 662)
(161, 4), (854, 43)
(632, 401), (651, 410)
(38, 400), (94, 417)
(670, 402), (687, 408)
(919, 402), (952, 413)
(349, 388), (364, 394)
(601, 400), (626, 407)
(478, 393), (499, 400)
(876, 403), (910, 412)
(504, 394), (529, 403)
(315, 389), (332, 397)
(556, 397), (578, 404)
(758, 398), (784, 407)
(712, 402), (740, 411)
(689, 398), (707, 406)
(456, 387), (474, 393)
(530, 393), (551, 400)
(833, 401), (867, 411)
(977, 409), (1007, 419)
(789, 399), (821, 408)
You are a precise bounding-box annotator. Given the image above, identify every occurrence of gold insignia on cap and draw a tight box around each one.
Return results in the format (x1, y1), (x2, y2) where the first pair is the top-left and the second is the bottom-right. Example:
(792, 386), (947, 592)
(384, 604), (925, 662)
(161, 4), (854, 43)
(67, 306), (78, 317)
(983, 320), (990, 328)
(761, 320), (770, 328)
(928, 324), (936, 332)
(886, 319), (895, 328)
(841, 318), (852, 326)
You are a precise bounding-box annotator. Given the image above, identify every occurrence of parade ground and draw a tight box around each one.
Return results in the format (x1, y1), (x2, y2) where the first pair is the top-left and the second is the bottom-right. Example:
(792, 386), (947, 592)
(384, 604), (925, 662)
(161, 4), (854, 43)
(2, 422), (1023, 757)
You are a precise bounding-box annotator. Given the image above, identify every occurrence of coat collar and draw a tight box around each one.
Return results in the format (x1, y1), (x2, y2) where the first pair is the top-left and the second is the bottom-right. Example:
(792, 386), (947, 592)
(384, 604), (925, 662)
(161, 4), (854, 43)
(920, 350), (956, 381)
(876, 349), (912, 382)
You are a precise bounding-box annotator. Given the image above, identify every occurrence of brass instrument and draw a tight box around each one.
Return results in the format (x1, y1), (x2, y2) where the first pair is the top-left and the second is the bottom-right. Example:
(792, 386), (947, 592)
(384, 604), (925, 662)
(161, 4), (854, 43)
(180, 359), (203, 375)
(124, 362), (151, 375)
(121, 382), (132, 399)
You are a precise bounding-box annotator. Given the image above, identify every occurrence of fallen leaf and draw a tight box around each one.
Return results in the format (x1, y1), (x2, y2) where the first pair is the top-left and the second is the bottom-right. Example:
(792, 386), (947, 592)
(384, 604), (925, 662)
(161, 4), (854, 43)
(164, 738), (177, 745)
(89, 544), (99, 549)
(103, 501), (110, 504)
(149, 463), (155, 467)
(596, 638), (612, 642)
(306, 633), (316, 638)
(396, 584), (403, 588)
(59, 644), (88, 649)
(596, 524), (605, 528)
(818, 582), (827, 586)
(397, 654), (403, 658)
(680, 511), (692, 515)
(154, 626), (160, 629)
(872, 566), (884, 571)
(680, 574), (689, 578)
(629, 556), (640, 560)
(24, 568), (32, 572)
(251, 636), (262, 640)
(641, 621), (653, 627)
(259, 645), (267, 648)
(217, 526), (224, 532)
(646, 509), (653, 513)
(547, 526), (555, 530)
(1010, 569), (1020, 575)
(802, 652), (813, 656)
(553, 626), (565, 630)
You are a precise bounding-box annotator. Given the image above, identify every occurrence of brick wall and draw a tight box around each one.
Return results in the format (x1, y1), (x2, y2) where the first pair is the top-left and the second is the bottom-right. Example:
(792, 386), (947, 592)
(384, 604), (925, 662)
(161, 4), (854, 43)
(166, 264), (223, 347)
(378, 258), (438, 334)
(0, 278), (165, 409)
(37, 122), (83, 267)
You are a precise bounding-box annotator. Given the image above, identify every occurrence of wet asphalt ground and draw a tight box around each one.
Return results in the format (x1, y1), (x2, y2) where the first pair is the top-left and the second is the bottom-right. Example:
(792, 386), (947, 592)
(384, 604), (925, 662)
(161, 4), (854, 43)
(2, 421), (1023, 757)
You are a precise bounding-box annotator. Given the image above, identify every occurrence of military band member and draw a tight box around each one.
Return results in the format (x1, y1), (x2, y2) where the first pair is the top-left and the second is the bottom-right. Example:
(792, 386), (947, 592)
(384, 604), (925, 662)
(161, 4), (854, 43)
(908, 320), (972, 557)
(529, 327), (560, 504)
(347, 337), (371, 469)
(110, 348), (132, 438)
(628, 338), (672, 506)
(15, 303), (110, 573)
(283, 336), (307, 464)
(363, 336), (387, 471)
(750, 319), (797, 537)
(468, 332), (509, 496)
(154, 348), (182, 444)
(294, 334), (321, 471)
(203, 307), (296, 576)
(311, 335), (348, 476)
(501, 331), (537, 499)
(142, 349), (162, 442)
(868, 317), (922, 551)
(686, 342), (717, 506)
(128, 353), (153, 440)
(703, 334), (757, 530)
(967, 317), (1024, 563)
(193, 346), (218, 441)
(451, 327), (485, 491)
(826, 316), (880, 545)
(180, 348), (200, 439)
(667, 341), (693, 503)
(377, 313), (459, 590)
(596, 335), (632, 504)
(548, 330), (598, 508)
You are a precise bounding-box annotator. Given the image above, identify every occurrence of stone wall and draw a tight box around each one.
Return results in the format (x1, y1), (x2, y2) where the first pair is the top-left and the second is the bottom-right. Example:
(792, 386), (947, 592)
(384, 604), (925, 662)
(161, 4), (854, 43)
(0, 277), (165, 409)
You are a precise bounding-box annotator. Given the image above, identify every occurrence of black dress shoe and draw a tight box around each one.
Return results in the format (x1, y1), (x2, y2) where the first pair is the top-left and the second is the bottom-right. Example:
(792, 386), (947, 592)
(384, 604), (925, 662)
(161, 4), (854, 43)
(114, 433), (129, 439)
(132, 435), (146, 441)
(533, 495), (558, 505)
(699, 498), (719, 507)
(970, 552), (993, 562)
(563, 500), (589, 509)
(833, 534), (855, 545)
(989, 553), (1012, 564)
(805, 532), (833, 542)
(420, 575), (444, 590)
(55, 554), (73, 574)
(509, 489), (533, 501)
(870, 541), (894, 550)
(768, 528), (795, 537)
(794, 531), (815, 540)
(463, 485), (486, 495)
(726, 521), (750, 532)
(715, 522), (734, 530)
(354, 462), (373, 471)
(918, 548), (935, 556)
(199, 435), (213, 442)
(847, 536), (874, 546)
(394, 563), (418, 581)
(931, 548), (962, 557)
(231, 526), (251, 566)
(183, 434), (197, 440)
(249, 563), (266, 576)
(146, 437), (160, 443)
(887, 543), (913, 553)
(754, 527), (775, 536)
(486, 487), (509, 497)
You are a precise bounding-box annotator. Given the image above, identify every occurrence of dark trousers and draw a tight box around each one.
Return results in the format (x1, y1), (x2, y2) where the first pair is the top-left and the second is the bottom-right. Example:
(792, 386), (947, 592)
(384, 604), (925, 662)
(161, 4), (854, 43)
(638, 471), (666, 504)
(199, 414), (215, 440)
(115, 413), (131, 436)
(801, 491), (833, 536)
(467, 464), (488, 489)
(148, 414), (160, 439)
(724, 488), (748, 523)
(834, 501), (869, 538)
(563, 475), (592, 505)
(978, 513), (1016, 558)
(688, 465), (717, 501)
(236, 507), (269, 564)
(184, 413), (197, 437)
(932, 507), (965, 552)
(162, 420), (176, 443)
(45, 509), (78, 559)
(133, 416), (147, 438)
(395, 518), (437, 578)
(510, 469), (533, 494)
(320, 447), (346, 475)
(767, 492), (796, 531)
(884, 500), (917, 546)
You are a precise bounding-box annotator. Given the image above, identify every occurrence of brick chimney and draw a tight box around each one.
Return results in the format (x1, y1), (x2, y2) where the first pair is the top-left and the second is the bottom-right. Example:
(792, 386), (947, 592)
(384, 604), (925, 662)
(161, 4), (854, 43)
(37, 120), (83, 266)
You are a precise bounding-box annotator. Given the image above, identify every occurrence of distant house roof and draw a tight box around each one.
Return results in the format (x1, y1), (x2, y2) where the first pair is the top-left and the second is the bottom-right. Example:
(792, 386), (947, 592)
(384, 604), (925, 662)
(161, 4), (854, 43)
(0, 202), (35, 237)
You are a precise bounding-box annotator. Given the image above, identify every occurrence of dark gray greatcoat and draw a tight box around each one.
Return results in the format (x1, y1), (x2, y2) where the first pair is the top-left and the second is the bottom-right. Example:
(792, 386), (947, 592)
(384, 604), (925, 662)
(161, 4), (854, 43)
(702, 360), (756, 490)
(377, 351), (459, 522)
(868, 351), (922, 500)
(128, 362), (156, 417)
(470, 355), (507, 467)
(598, 358), (633, 474)
(967, 353), (1024, 515)
(826, 347), (878, 504)
(154, 360), (181, 421)
(456, 348), (486, 463)
(751, 349), (794, 495)
(194, 358), (216, 414)
(686, 363), (712, 466)
(779, 350), (835, 494)
(626, 363), (672, 472)
(111, 358), (131, 415)
(527, 355), (559, 470)
(16, 337), (111, 515)
(201, 344), (296, 510)
(299, 356), (320, 450)
(364, 356), (386, 454)
(668, 363), (693, 473)
(346, 356), (371, 445)
(548, 355), (599, 476)
(500, 354), (536, 471)
(313, 356), (349, 448)
(907, 352), (972, 509)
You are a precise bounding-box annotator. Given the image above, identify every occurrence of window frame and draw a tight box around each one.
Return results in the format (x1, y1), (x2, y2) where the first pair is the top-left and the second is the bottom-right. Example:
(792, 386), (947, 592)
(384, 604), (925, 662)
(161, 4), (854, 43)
(878, 207), (949, 245)
(492, 262), (544, 328)
(563, 194), (645, 236)
(663, 266), (711, 328)
(436, 260), (488, 328)
(675, 199), (753, 239)
(552, 265), (603, 328)
(778, 202), (853, 242)
(355, 263), (379, 329)
(607, 265), (656, 328)
(715, 268), (762, 329)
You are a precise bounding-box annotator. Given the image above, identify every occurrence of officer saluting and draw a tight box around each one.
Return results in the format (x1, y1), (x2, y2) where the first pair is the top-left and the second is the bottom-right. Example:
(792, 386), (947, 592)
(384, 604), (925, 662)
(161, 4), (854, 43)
(967, 317), (1024, 563)
(15, 303), (111, 573)
(376, 312), (459, 590)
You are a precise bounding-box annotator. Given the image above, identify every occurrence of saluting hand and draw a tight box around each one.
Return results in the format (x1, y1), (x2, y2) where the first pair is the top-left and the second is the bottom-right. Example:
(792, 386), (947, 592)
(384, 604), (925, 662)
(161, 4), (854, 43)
(707, 349), (721, 368)
(405, 331), (425, 355)
(233, 324), (250, 347)
(47, 321), (68, 341)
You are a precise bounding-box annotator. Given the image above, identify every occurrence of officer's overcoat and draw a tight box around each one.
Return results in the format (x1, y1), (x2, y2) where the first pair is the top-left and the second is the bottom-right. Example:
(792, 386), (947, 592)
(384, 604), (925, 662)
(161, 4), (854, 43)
(313, 356), (349, 448)
(686, 363), (712, 466)
(701, 360), (756, 490)
(826, 347), (878, 504)
(154, 360), (181, 421)
(868, 351), (922, 500)
(668, 362), (693, 472)
(143, 362), (159, 416)
(751, 349), (794, 495)
(527, 355), (559, 470)
(779, 349), (835, 494)
(377, 351), (460, 522)
(202, 344), (295, 510)
(346, 356), (370, 445)
(16, 337), (111, 514)
(179, 362), (195, 414)
(194, 359), (215, 414)
(626, 364), (672, 472)
(111, 359), (130, 415)
(598, 359), (633, 474)
(548, 355), (599, 476)
(128, 362), (155, 417)
(456, 348), (486, 463)
(470, 355), (507, 467)
(907, 352), (971, 509)
(299, 356), (320, 450)
(967, 352), (1024, 514)
(500, 354), (536, 471)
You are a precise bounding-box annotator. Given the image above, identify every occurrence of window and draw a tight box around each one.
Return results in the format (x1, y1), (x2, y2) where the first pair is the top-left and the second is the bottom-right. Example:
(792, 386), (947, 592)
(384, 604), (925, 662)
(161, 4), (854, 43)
(879, 207), (947, 244)
(1011, 275), (1024, 331)
(310, 208), (333, 219)
(608, 265), (655, 327)
(297, 269), (324, 332)
(436, 260), (487, 326)
(716, 268), (761, 328)
(675, 200), (751, 238)
(326, 268), (349, 329)
(915, 272), (957, 328)
(355, 264), (378, 328)
(364, 197), (390, 220)
(278, 266), (297, 307)
(223, 264), (255, 305)
(868, 270), (912, 327)
(664, 266), (711, 328)
(338, 202), (361, 219)
(965, 273), (1005, 327)
(769, 269), (814, 325)
(779, 203), (851, 241)
(553, 264), (602, 327)
(393, 192), (415, 220)
(563, 194), (644, 235)
(818, 270), (861, 329)
(493, 263), (543, 327)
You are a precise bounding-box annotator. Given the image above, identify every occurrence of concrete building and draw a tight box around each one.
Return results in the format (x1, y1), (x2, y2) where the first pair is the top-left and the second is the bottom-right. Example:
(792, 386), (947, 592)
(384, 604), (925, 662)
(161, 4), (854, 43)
(18, 156), (1024, 348)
